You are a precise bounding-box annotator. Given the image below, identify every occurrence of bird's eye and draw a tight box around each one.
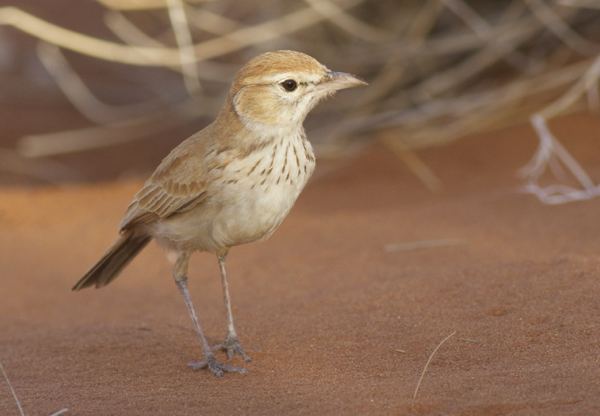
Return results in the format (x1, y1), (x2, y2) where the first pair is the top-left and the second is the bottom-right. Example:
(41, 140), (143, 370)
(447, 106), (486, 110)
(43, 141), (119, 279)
(280, 79), (298, 92)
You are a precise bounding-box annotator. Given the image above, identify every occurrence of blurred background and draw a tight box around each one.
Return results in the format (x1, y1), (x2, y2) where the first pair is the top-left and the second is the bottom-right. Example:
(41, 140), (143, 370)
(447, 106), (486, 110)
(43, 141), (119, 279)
(3, 3), (600, 413)
(1, 0), (600, 203)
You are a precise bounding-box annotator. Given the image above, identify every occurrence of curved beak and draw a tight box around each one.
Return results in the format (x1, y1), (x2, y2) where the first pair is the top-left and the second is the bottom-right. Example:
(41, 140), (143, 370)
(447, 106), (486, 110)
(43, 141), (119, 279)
(323, 71), (368, 91)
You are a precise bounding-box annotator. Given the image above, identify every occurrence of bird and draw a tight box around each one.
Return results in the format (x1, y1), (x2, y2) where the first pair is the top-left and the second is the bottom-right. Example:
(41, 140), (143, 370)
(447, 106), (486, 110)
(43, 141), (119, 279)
(72, 50), (366, 377)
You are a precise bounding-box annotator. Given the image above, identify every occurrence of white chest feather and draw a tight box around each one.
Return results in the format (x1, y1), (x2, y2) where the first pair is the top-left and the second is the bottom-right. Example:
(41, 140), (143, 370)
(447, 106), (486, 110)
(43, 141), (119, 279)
(211, 132), (315, 248)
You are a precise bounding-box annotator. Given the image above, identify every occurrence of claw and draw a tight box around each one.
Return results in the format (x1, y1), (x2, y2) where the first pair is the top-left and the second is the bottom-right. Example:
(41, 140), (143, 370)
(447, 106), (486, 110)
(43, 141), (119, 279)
(213, 335), (252, 362)
(188, 354), (247, 377)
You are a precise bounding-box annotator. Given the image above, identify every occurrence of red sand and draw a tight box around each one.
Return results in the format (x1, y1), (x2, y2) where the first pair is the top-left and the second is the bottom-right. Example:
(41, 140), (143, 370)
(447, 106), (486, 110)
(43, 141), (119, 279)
(2, 114), (600, 415)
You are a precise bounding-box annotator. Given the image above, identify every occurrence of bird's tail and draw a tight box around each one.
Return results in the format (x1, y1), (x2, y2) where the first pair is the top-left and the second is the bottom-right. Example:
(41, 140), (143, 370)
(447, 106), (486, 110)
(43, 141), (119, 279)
(72, 232), (151, 291)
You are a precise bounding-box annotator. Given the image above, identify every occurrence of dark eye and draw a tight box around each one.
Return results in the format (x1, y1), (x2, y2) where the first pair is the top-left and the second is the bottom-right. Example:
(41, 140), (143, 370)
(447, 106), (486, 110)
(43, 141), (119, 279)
(281, 79), (297, 92)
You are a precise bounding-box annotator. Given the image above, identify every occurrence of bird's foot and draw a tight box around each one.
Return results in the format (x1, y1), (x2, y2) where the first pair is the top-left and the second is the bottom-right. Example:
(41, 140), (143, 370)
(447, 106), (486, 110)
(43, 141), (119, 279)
(213, 334), (252, 362)
(188, 354), (247, 377)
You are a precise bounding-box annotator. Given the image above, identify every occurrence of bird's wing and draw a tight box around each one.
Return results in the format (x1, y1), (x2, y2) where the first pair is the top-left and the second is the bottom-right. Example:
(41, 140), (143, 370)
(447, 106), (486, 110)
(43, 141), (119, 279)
(119, 132), (215, 231)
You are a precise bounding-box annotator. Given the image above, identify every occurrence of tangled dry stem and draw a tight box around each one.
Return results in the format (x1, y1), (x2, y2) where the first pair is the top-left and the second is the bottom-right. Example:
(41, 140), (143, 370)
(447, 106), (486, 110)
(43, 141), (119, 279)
(1, 0), (599, 202)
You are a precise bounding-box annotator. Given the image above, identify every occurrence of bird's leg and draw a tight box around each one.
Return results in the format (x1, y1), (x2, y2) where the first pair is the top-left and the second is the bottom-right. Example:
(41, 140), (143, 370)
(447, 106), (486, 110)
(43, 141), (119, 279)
(172, 252), (246, 376)
(213, 251), (251, 362)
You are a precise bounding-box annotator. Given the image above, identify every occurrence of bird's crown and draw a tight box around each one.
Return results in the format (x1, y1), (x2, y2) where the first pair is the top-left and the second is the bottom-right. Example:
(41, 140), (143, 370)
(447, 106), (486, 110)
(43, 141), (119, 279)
(232, 50), (328, 90)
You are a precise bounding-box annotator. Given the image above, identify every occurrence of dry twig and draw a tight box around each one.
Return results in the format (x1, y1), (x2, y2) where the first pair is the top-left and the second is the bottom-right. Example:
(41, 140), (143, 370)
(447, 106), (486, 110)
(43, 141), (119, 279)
(385, 239), (465, 253)
(413, 331), (457, 401)
(36, 42), (164, 124)
(166, 0), (201, 93)
(521, 55), (600, 204)
(0, 362), (25, 416)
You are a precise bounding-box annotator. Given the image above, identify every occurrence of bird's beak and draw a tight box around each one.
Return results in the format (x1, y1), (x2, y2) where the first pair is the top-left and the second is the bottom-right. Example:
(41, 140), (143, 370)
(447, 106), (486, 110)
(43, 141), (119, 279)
(322, 71), (368, 91)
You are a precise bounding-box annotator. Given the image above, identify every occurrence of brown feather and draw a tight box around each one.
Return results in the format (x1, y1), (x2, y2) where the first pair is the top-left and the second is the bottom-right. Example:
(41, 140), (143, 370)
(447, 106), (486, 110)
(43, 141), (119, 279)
(72, 232), (151, 290)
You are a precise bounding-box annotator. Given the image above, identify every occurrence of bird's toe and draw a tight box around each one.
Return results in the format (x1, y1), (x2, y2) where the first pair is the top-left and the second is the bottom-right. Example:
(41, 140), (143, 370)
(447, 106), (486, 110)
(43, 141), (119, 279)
(188, 354), (247, 377)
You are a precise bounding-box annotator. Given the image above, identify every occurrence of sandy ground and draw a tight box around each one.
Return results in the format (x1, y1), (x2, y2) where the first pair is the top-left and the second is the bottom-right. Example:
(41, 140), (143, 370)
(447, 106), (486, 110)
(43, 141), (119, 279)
(1, 114), (600, 415)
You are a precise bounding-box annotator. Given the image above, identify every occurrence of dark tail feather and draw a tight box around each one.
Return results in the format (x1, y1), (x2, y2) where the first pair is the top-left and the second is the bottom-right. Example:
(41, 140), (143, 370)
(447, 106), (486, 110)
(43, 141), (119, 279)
(72, 232), (151, 291)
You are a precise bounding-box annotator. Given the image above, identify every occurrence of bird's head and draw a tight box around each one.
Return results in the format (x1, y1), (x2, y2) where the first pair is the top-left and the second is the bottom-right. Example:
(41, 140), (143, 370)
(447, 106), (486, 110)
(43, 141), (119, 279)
(228, 50), (366, 133)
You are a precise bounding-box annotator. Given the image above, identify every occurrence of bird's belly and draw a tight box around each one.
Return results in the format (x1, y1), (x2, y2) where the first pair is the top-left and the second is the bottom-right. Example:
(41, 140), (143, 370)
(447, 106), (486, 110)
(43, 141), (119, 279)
(212, 178), (306, 247)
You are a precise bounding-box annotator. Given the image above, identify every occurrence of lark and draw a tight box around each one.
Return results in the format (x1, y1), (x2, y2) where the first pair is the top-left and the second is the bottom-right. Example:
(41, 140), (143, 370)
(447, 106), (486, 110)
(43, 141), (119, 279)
(73, 50), (366, 377)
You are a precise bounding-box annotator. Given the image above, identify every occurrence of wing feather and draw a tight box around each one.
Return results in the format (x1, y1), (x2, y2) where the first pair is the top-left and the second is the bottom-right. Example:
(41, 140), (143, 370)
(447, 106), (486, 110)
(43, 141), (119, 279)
(119, 130), (215, 230)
